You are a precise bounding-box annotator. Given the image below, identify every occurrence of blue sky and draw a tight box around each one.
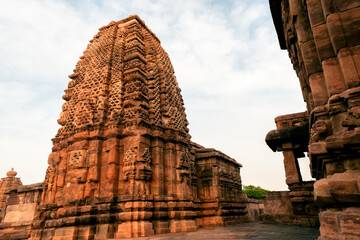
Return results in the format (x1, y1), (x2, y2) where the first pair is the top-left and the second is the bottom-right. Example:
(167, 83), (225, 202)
(0, 0), (310, 190)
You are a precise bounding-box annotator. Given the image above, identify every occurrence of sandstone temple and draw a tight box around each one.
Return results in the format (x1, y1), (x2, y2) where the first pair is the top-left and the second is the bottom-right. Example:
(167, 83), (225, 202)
(0, 15), (247, 239)
(1, 1), (360, 239)
(267, 0), (360, 239)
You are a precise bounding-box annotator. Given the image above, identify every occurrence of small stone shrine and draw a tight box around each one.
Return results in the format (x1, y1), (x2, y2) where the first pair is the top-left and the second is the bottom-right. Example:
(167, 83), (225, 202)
(0, 169), (22, 222)
(27, 15), (247, 239)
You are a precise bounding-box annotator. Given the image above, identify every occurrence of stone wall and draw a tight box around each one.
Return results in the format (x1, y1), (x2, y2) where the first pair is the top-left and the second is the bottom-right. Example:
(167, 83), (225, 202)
(262, 191), (317, 227)
(268, 0), (360, 239)
(0, 182), (42, 240)
(264, 191), (292, 216)
(245, 198), (264, 222)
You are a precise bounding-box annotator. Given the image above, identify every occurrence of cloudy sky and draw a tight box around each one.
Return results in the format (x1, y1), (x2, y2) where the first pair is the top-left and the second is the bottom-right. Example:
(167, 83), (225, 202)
(0, 0), (312, 190)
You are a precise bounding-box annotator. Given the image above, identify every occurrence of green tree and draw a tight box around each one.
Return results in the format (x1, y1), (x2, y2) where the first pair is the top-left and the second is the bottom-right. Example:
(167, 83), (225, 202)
(242, 185), (269, 200)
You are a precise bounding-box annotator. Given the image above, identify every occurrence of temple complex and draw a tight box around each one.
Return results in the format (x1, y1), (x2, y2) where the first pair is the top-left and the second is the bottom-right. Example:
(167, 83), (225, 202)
(267, 0), (360, 239)
(4, 2), (360, 238)
(1, 15), (249, 239)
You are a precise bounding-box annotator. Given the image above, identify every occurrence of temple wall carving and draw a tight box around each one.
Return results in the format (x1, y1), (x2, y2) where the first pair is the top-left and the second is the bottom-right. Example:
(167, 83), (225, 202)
(268, 0), (360, 239)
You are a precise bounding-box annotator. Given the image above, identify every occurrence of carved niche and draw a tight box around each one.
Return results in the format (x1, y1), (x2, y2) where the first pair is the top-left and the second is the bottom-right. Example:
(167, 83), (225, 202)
(123, 147), (152, 195)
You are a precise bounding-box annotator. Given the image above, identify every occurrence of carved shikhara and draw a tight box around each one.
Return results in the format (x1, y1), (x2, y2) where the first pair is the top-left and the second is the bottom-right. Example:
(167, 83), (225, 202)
(28, 15), (246, 239)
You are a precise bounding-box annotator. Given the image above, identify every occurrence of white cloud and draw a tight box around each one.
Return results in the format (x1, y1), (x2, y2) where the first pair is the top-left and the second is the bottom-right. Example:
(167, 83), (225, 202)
(0, 0), (310, 190)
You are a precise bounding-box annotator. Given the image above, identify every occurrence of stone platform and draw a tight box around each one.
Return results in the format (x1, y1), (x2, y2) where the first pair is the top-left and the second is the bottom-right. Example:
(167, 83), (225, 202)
(130, 222), (320, 240)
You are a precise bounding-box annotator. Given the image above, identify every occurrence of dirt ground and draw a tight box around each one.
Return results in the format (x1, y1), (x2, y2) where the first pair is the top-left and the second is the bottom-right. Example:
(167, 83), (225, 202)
(131, 222), (320, 240)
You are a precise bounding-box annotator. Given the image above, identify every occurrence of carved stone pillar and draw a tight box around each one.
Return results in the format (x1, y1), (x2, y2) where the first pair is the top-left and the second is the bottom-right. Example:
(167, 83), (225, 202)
(266, 112), (319, 226)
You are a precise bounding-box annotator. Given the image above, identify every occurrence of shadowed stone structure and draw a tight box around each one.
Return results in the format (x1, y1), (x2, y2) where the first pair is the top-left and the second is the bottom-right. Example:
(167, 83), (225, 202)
(266, 112), (319, 227)
(27, 15), (247, 239)
(268, 0), (360, 239)
(194, 148), (246, 228)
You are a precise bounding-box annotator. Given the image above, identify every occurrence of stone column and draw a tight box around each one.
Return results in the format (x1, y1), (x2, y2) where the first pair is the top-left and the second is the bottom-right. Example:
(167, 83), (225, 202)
(282, 147), (302, 185)
(266, 112), (319, 226)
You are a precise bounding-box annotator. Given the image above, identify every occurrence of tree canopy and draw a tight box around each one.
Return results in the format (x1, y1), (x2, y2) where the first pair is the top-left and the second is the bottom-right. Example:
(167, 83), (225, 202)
(242, 185), (269, 200)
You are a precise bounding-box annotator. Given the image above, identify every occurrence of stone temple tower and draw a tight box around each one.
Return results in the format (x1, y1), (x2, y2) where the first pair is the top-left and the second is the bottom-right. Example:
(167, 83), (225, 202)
(30, 15), (247, 239)
(31, 15), (196, 239)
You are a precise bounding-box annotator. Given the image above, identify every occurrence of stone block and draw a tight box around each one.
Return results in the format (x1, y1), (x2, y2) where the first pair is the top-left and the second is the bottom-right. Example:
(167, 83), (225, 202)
(319, 210), (339, 240)
(338, 48), (360, 88)
(88, 140), (101, 151)
(339, 8), (360, 48)
(320, 0), (335, 17)
(118, 211), (152, 221)
(53, 226), (78, 239)
(3, 203), (36, 223)
(29, 229), (45, 240)
(309, 72), (329, 105)
(313, 23), (334, 61)
(40, 228), (56, 239)
(87, 166), (99, 182)
(306, 0), (325, 27)
(322, 57), (346, 95)
(314, 178), (336, 207)
(338, 208), (360, 239)
(328, 170), (360, 203)
(350, 46), (360, 80)
(169, 219), (197, 233)
(115, 221), (154, 238)
(294, 11), (313, 44)
(68, 140), (89, 151)
(105, 164), (117, 181)
(326, 13), (347, 53)
(264, 191), (293, 215)
(94, 223), (116, 239)
(202, 216), (223, 227)
(152, 220), (170, 234)
(77, 226), (95, 240)
(300, 40), (322, 75)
